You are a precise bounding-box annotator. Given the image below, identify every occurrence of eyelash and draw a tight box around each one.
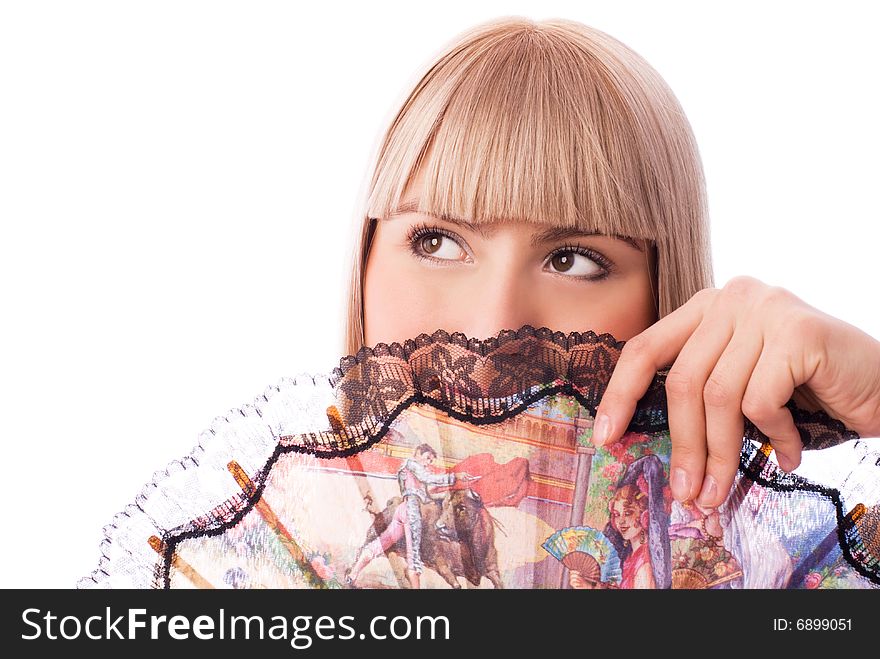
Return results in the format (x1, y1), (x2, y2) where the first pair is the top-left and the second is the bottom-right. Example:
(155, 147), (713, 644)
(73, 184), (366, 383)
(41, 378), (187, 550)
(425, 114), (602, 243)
(405, 222), (616, 281)
(547, 242), (616, 281)
(405, 223), (465, 263)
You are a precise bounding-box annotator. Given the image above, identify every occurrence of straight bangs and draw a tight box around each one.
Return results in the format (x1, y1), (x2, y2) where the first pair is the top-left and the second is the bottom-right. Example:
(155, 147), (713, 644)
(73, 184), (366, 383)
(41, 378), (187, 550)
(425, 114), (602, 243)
(346, 17), (714, 355)
(365, 18), (686, 244)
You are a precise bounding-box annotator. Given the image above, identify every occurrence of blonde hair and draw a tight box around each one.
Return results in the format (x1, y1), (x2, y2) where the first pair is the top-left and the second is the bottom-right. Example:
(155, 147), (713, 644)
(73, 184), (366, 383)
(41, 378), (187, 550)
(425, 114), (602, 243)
(343, 16), (714, 357)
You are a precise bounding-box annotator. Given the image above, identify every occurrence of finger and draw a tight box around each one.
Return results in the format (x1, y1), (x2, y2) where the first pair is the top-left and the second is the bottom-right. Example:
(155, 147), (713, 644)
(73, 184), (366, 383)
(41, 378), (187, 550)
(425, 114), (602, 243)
(664, 314), (736, 503)
(741, 348), (804, 472)
(696, 329), (763, 507)
(593, 288), (715, 447)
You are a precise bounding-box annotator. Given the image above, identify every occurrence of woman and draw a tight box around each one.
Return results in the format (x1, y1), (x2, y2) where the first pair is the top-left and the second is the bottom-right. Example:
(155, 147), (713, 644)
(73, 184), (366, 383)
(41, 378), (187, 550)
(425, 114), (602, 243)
(342, 16), (880, 511)
(569, 459), (667, 590)
(608, 483), (655, 588)
(603, 454), (670, 589)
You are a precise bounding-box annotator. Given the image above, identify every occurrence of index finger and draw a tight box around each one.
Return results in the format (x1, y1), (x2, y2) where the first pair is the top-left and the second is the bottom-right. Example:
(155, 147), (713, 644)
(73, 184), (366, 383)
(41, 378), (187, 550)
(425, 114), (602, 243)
(592, 289), (712, 447)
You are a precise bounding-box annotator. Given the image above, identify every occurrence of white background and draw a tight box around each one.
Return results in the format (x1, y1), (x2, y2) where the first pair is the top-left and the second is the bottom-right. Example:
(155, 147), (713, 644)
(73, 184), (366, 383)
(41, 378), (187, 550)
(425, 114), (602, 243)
(1, 1), (878, 588)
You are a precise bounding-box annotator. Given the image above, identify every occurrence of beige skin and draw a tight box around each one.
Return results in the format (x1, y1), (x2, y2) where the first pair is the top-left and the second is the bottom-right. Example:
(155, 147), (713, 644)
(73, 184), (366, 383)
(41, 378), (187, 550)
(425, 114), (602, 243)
(364, 170), (657, 349)
(364, 169), (880, 511)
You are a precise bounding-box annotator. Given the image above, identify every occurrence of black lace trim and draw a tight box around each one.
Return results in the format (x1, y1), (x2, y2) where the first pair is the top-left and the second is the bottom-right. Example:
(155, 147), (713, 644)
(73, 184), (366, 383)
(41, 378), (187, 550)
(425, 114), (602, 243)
(155, 324), (873, 587)
(283, 324), (860, 457)
(737, 440), (879, 586)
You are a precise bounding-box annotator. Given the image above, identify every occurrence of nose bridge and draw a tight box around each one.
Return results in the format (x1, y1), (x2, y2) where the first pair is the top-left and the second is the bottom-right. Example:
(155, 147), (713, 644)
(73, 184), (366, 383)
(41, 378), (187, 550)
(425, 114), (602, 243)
(465, 264), (536, 341)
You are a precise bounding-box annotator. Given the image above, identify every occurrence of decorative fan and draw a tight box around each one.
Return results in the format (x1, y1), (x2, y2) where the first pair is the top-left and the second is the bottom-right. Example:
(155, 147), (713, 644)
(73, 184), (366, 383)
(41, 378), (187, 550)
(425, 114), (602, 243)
(542, 526), (622, 585)
(78, 325), (880, 590)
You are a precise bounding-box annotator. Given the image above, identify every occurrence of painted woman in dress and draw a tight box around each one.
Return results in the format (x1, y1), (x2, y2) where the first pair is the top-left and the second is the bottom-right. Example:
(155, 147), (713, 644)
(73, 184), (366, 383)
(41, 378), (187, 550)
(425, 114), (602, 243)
(608, 483), (655, 588)
(569, 454), (670, 589)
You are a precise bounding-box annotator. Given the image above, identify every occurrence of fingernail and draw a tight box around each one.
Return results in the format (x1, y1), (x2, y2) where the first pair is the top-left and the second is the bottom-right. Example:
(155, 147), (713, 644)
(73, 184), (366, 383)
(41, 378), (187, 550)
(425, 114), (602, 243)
(696, 474), (717, 507)
(671, 467), (692, 502)
(593, 413), (611, 446)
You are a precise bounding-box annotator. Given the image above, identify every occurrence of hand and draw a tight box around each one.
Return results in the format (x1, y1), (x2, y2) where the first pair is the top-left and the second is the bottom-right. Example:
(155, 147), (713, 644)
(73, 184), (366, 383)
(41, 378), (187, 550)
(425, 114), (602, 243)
(569, 571), (595, 589)
(569, 571), (616, 589)
(590, 276), (880, 508)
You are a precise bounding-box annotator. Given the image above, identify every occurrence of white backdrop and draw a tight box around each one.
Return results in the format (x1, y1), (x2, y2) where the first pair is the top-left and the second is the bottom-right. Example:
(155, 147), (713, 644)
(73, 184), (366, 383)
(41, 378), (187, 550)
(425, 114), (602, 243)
(1, 1), (878, 588)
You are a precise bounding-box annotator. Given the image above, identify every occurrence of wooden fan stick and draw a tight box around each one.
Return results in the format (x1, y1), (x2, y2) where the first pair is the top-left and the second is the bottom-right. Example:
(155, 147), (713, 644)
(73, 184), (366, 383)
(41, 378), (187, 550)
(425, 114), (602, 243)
(704, 570), (744, 589)
(845, 503), (878, 565)
(148, 535), (214, 589)
(330, 403), (437, 590)
(226, 460), (328, 589)
(571, 574), (600, 587)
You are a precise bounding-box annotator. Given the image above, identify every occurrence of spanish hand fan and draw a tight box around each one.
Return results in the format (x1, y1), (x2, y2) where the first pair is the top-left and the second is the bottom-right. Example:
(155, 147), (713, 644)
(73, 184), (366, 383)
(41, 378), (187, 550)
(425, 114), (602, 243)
(541, 526), (622, 586)
(78, 325), (880, 589)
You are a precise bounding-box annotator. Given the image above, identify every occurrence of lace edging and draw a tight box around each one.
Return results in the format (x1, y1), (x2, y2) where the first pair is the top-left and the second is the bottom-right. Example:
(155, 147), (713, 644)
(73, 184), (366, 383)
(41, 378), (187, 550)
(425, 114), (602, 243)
(79, 324), (868, 588)
(736, 440), (880, 585)
(333, 325), (627, 377)
(76, 372), (336, 588)
(290, 324), (861, 456)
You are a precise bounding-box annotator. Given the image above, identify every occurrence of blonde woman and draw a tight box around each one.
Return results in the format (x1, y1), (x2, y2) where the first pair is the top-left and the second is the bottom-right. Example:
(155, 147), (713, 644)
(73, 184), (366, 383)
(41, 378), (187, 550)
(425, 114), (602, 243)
(342, 16), (880, 512)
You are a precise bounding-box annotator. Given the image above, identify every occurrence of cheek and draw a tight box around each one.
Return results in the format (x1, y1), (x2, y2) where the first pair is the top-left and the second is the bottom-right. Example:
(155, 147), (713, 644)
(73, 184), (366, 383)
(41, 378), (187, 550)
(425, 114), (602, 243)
(362, 240), (658, 347)
(363, 252), (446, 347)
(611, 276), (657, 340)
(534, 273), (656, 342)
(601, 273), (657, 340)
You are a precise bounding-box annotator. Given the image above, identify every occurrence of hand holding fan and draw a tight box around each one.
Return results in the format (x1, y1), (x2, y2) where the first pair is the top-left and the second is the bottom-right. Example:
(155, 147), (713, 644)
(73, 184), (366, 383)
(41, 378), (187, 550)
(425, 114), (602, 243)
(79, 325), (880, 590)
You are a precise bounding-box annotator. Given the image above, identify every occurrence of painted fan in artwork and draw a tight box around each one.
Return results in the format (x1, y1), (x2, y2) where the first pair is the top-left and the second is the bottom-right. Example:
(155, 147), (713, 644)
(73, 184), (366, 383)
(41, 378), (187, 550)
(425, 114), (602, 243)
(78, 325), (880, 590)
(541, 526), (622, 586)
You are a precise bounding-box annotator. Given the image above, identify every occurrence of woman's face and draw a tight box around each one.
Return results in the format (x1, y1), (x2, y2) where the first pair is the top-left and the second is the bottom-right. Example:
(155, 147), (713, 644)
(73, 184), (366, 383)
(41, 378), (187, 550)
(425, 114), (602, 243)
(363, 170), (657, 348)
(609, 498), (642, 541)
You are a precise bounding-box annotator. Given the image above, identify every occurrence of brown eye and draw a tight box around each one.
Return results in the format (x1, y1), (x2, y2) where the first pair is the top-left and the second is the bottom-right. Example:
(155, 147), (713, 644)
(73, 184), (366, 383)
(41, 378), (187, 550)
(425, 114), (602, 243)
(408, 226), (470, 262)
(550, 252), (575, 273)
(544, 247), (609, 279)
(421, 235), (442, 254)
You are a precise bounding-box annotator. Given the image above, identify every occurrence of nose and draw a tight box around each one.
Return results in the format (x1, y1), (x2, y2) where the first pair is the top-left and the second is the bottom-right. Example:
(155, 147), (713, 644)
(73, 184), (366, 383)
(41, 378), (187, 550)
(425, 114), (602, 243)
(452, 268), (539, 343)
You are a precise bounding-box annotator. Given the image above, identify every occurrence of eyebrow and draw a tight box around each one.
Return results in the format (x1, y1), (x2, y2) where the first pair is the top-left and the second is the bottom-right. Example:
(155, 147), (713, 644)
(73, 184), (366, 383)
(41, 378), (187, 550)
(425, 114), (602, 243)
(389, 201), (645, 252)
